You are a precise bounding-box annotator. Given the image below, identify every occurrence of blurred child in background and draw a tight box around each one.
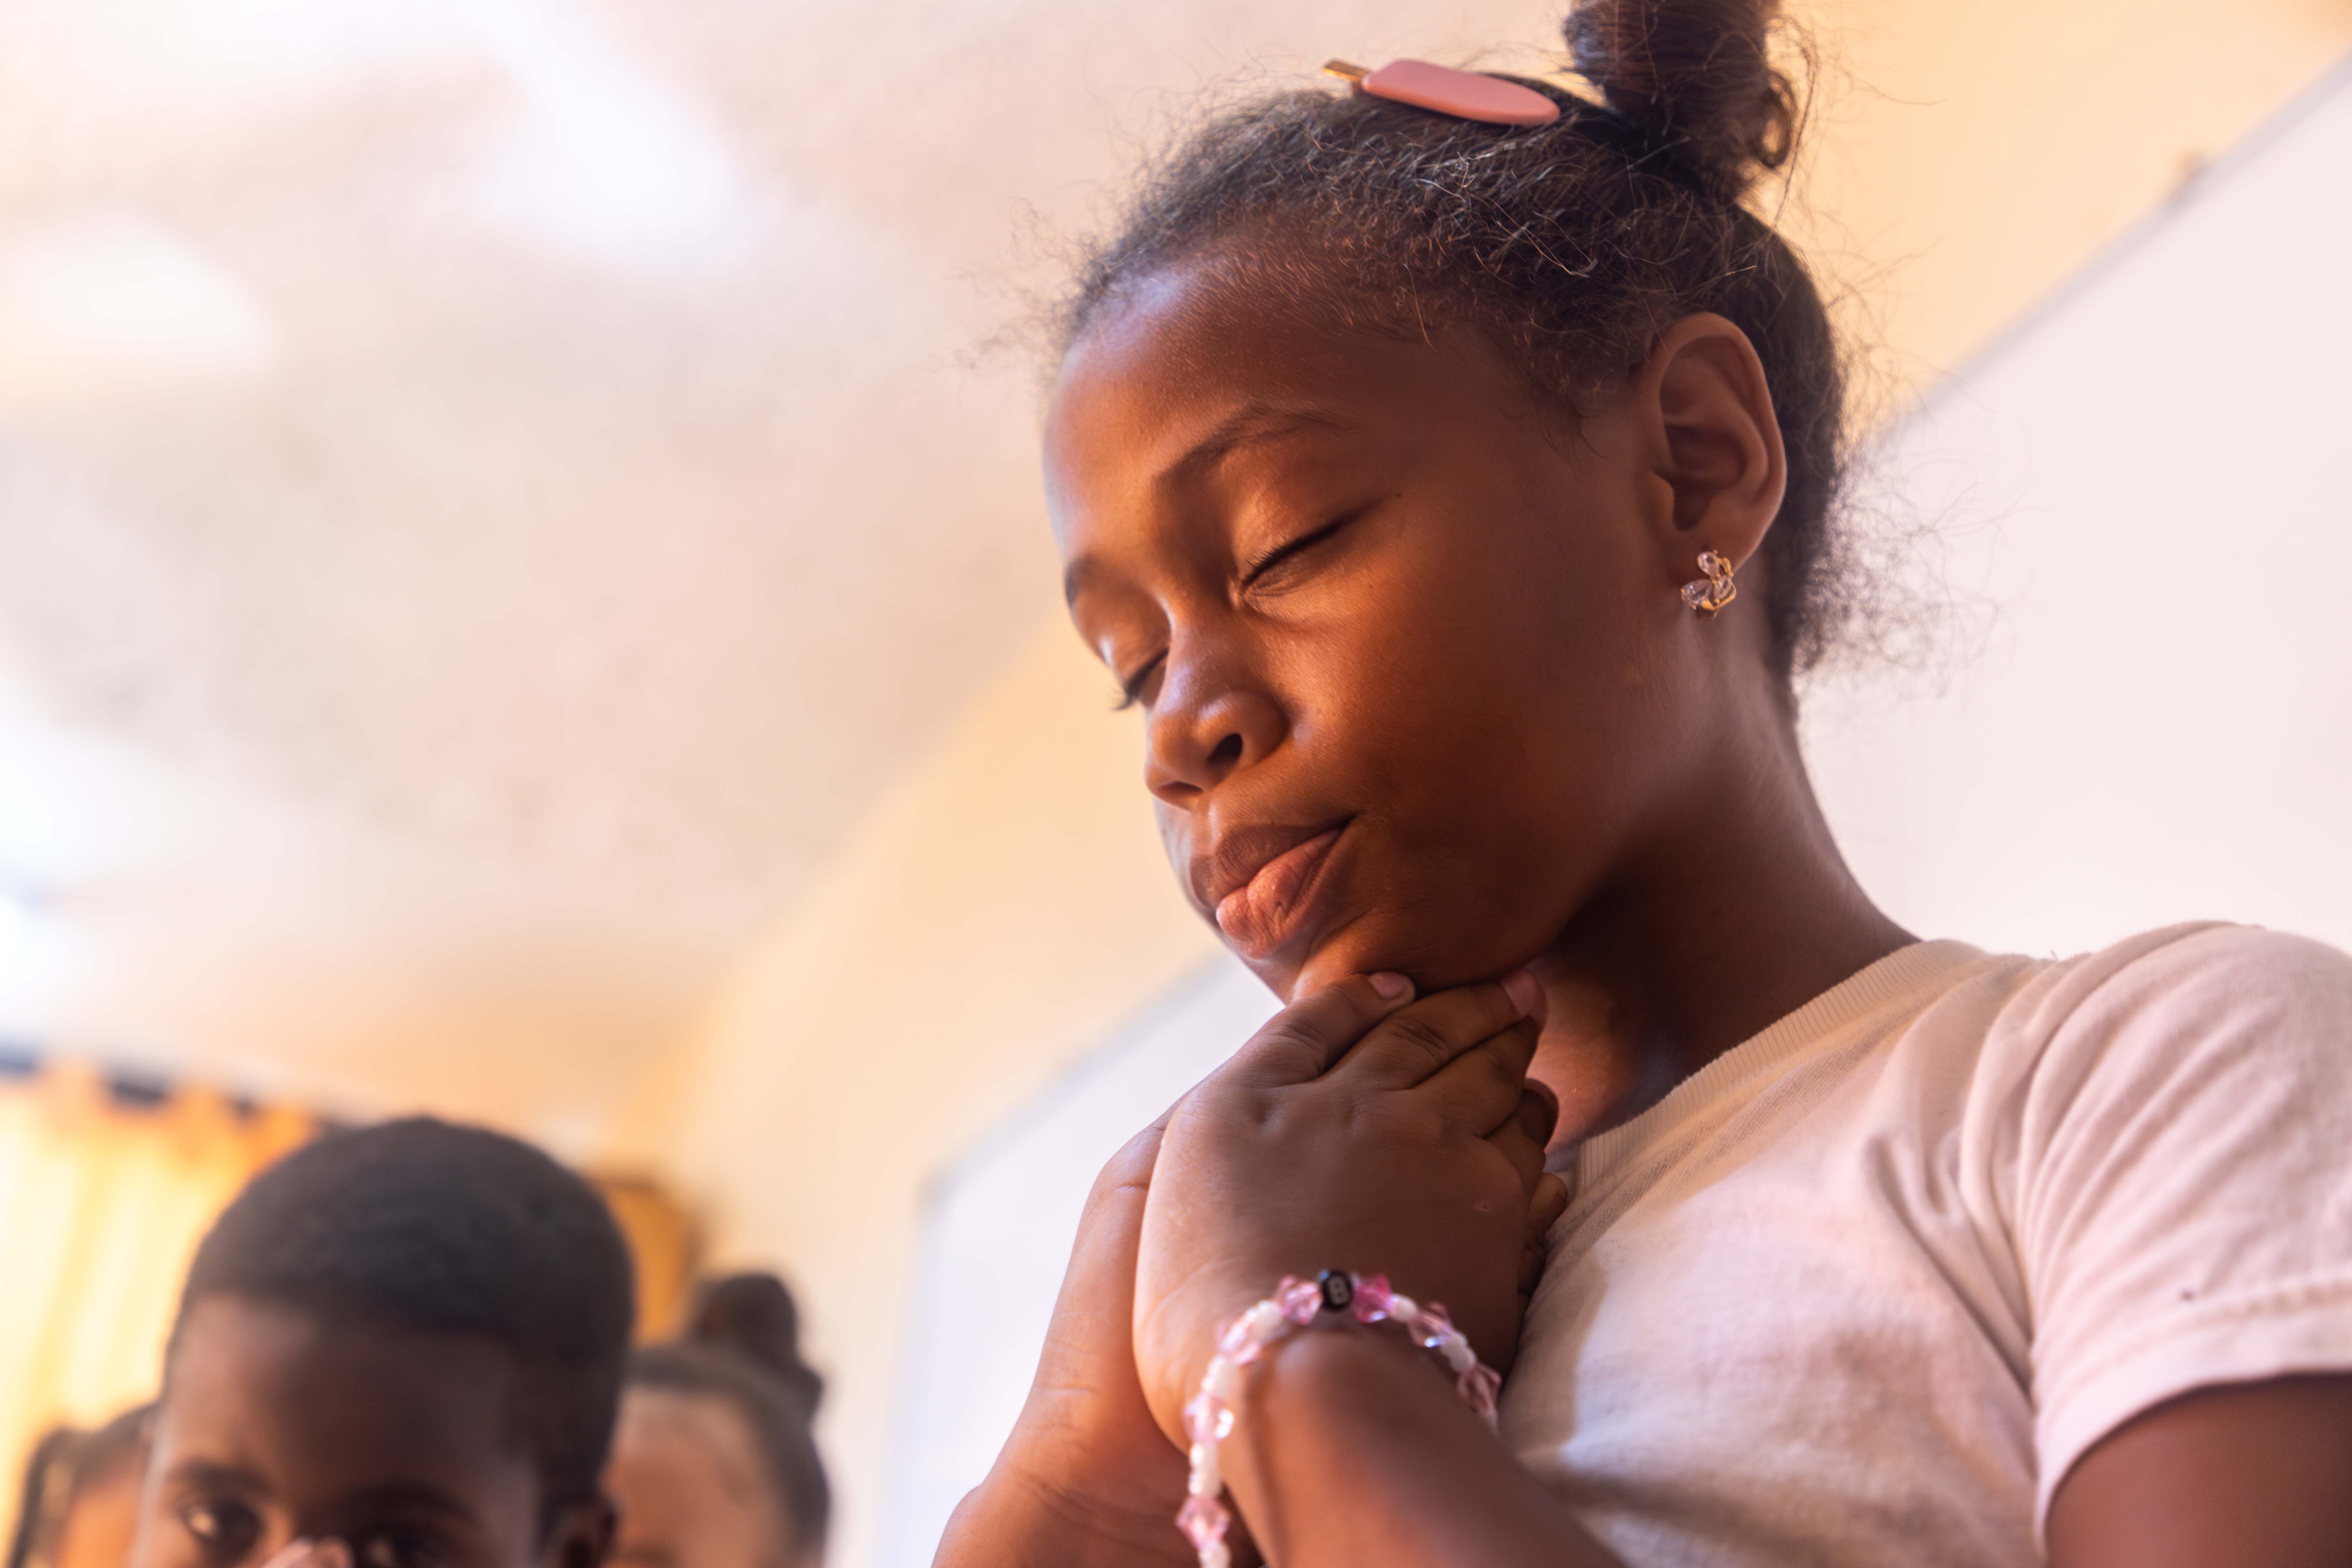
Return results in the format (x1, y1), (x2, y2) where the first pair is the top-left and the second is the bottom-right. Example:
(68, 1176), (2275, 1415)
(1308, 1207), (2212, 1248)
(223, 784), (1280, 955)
(8, 1404), (150, 1568)
(607, 1274), (828, 1568)
(134, 1117), (634, 1568)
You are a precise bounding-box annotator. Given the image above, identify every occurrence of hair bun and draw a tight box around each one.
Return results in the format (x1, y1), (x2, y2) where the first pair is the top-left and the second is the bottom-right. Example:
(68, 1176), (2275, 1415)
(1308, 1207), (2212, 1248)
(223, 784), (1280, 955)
(1563, 0), (1800, 200)
(688, 1272), (824, 1413)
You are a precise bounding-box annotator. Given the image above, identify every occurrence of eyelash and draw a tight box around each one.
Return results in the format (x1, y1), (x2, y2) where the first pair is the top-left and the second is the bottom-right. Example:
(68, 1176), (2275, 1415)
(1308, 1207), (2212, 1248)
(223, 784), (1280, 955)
(1238, 511), (1357, 588)
(1110, 508), (1367, 712)
(1112, 653), (1163, 712)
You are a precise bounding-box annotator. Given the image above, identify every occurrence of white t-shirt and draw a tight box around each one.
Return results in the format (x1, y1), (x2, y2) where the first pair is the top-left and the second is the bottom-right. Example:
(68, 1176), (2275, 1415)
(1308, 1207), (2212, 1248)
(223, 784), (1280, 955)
(1502, 922), (2352, 1567)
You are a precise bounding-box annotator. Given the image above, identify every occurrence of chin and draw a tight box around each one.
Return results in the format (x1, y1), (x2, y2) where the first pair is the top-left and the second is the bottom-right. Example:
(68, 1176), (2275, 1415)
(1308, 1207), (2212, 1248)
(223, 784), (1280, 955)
(1276, 907), (1521, 1002)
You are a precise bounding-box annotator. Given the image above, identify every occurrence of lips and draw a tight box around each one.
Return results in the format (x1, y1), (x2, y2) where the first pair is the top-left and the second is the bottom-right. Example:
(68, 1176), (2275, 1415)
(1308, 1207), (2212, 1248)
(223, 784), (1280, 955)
(1197, 822), (1349, 961)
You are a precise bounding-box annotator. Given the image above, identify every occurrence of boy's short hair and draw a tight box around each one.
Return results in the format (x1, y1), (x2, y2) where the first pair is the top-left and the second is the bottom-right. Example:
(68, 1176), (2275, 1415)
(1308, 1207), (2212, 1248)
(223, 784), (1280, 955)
(174, 1117), (636, 1523)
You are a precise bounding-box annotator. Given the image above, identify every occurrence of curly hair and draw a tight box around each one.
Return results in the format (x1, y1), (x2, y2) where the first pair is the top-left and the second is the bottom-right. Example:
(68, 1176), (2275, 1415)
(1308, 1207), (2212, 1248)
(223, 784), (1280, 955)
(1057, 0), (1856, 681)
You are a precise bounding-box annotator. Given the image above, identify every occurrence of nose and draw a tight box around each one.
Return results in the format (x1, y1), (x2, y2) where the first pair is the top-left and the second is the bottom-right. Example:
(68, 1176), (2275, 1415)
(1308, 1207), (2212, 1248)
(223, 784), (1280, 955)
(1144, 653), (1286, 807)
(260, 1541), (353, 1568)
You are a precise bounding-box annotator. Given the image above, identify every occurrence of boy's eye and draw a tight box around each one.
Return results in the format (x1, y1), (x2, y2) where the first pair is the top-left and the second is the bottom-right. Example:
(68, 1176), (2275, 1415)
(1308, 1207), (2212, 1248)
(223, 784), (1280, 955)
(178, 1499), (262, 1563)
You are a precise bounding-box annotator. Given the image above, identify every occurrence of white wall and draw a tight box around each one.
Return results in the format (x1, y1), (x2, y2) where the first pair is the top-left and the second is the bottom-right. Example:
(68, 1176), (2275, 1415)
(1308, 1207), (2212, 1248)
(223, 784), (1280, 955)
(884, 958), (1273, 1567)
(886, 54), (2352, 1561)
(1805, 55), (2352, 959)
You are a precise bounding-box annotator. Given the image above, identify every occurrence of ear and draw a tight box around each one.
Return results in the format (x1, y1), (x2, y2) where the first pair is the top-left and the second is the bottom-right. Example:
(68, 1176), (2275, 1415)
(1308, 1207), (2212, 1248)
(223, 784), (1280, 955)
(541, 1493), (617, 1568)
(1627, 312), (1787, 591)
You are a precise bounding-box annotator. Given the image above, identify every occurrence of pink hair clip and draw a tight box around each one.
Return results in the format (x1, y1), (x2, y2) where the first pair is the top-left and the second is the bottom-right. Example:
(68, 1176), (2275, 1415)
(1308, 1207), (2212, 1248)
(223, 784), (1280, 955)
(1323, 58), (1561, 127)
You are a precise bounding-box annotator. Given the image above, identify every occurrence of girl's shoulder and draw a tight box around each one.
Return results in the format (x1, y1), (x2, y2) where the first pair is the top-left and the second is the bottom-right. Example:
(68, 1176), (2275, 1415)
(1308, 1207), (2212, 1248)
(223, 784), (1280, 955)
(1981, 919), (2352, 1083)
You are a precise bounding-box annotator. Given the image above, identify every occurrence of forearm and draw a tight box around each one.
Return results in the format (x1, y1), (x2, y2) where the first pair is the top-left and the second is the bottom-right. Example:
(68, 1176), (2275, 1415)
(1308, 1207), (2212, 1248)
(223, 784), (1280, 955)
(937, 1456), (1197, 1568)
(1222, 1329), (1621, 1568)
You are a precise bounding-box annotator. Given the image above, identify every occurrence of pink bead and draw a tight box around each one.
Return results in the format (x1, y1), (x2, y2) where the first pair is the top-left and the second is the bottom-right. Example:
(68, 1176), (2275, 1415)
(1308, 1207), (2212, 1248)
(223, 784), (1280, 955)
(1360, 59), (1561, 127)
(1349, 1273), (1394, 1323)
(1184, 1392), (1233, 1445)
(1412, 1301), (1456, 1348)
(1458, 1362), (1502, 1420)
(1277, 1278), (1323, 1324)
(1177, 1494), (1231, 1549)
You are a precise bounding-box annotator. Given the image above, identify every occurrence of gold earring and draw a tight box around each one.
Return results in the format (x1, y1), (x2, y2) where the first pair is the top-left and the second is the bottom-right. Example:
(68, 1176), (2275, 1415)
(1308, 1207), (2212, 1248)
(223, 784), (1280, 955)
(1680, 550), (1736, 618)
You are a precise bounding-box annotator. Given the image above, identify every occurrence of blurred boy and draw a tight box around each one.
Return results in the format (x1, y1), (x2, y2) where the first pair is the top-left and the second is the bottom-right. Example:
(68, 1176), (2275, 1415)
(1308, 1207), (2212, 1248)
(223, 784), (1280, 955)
(132, 1118), (634, 1568)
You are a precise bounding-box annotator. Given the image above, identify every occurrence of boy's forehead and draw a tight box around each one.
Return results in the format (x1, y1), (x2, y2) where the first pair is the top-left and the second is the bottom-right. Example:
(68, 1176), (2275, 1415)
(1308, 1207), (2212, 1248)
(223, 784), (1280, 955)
(159, 1295), (536, 1508)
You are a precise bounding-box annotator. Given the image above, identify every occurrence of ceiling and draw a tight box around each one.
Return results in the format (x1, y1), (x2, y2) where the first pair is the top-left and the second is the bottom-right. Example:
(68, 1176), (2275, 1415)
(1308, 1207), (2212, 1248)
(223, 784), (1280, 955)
(0, 0), (1590, 1143)
(2, 0), (2344, 1152)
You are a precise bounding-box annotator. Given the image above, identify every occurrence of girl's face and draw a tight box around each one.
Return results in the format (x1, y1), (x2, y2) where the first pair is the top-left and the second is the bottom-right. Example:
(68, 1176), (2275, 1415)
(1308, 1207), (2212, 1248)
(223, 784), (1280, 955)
(56, 1449), (146, 1568)
(1048, 264), (1710, 1001)
(604, 1388), (802, 1568)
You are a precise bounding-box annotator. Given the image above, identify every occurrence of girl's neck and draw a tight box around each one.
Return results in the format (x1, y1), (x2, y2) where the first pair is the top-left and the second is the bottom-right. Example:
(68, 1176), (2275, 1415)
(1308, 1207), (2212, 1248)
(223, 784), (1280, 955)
(1528, 717), (1914, 1148)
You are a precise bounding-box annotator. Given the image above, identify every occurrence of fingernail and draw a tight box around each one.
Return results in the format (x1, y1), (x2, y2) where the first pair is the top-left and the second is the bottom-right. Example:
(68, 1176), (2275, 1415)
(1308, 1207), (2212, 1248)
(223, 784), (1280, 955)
(1504, 968), (1544, 1018)
(1368, 971), (1414, 1001)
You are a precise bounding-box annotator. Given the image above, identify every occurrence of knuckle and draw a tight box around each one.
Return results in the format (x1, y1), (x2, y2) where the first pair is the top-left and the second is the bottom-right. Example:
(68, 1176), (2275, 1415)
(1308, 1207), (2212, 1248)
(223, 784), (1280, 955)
(1379, 1013), (1457, 1064)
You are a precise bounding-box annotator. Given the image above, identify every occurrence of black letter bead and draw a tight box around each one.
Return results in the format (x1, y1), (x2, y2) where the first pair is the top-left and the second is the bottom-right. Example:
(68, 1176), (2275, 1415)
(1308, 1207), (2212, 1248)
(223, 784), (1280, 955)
(1317, 1269), (1354, 1312)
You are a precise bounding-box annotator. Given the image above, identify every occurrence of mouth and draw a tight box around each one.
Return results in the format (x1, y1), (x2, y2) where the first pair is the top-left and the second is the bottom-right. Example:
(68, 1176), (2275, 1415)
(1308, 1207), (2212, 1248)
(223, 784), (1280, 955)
(1203, 821), (1351, 962)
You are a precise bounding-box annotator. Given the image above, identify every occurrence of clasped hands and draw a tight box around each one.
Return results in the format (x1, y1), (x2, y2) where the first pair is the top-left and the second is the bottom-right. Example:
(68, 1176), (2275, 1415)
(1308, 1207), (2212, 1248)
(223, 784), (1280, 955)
(958, 971), (1567, 1565)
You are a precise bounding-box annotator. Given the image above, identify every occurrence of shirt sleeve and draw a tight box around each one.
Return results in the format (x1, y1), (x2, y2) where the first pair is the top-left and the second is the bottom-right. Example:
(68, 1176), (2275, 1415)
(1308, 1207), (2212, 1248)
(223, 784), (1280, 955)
(2010, 923), (2352, 1531)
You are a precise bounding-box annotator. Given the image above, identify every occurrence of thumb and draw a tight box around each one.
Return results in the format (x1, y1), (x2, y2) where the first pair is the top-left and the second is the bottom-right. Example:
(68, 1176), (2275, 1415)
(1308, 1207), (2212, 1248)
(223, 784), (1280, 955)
(1043, 1107), (1177, 1359)
(1223, 971), (1417, 1087)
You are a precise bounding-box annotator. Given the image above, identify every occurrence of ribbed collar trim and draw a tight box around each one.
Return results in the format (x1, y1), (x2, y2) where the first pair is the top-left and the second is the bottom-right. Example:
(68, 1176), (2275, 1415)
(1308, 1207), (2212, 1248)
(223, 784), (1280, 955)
(1573, 939), (1990, 1185)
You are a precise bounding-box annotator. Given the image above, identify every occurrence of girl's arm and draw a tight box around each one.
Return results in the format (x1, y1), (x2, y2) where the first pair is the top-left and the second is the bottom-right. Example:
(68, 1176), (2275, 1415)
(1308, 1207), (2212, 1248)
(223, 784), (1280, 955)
(1224, 1328), (1616, 1568)
(2049, 1374), (2352, 1567)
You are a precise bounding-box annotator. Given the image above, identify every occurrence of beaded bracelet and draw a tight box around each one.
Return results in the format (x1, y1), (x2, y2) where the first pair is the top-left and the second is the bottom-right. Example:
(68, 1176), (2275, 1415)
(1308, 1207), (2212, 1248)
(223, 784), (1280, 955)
(1175, 1269), (1503, 1568)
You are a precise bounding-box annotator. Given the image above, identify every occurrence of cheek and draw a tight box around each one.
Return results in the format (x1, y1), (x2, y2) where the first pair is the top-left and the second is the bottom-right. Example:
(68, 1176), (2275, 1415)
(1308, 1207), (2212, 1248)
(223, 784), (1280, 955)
(1345, 525), (1652, 817)
(1301, 523), (1662, 976)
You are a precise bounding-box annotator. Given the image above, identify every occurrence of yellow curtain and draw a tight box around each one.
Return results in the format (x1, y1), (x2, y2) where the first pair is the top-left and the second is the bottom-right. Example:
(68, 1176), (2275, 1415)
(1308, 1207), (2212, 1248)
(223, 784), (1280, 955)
(0, 1062), (701, 1550)
(0, 1062), (313, 1531)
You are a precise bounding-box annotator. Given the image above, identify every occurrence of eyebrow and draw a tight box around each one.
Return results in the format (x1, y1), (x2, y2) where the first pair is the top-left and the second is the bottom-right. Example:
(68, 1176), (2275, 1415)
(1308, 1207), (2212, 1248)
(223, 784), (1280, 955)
(1151, 401), (1352, 488)
(1062, 402), (1353, 607)
(164, 1460), (267, 1493)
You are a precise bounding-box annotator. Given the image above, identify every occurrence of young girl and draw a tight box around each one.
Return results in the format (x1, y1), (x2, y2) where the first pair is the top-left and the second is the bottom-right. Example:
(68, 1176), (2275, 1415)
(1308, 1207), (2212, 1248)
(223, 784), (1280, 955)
(607, 1274), (830, 1568)
(939, 0), (2352, 1563)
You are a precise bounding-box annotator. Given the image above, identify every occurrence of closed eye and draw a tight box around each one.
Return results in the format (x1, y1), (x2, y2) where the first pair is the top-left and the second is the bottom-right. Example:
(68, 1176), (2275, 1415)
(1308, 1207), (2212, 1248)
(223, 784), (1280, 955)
(1112, 651), (1166, 712)
(1238, 505), (1371, 591)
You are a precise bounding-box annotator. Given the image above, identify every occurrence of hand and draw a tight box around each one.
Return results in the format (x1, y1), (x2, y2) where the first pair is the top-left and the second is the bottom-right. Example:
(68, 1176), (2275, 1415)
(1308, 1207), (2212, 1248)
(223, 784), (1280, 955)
(1130, 972), (1558, 1447)
(940, 1116), (1196, 1566)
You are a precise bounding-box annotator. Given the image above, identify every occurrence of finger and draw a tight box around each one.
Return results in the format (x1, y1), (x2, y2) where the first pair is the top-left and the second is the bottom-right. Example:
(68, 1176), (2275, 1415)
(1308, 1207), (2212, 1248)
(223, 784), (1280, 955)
(1331, 970), (1543, 1092)
(1513, 1074), (1562, 1166)
(1519, 1173), (1570, 1296)
(1221, 971), (1416, 1088)
(1481, 1077), (1552, 1193)
(1052, 1110), (1172, 1325)
(1530, 1170), (1572, 1235)
(1415, 1007), (1545, 1136)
